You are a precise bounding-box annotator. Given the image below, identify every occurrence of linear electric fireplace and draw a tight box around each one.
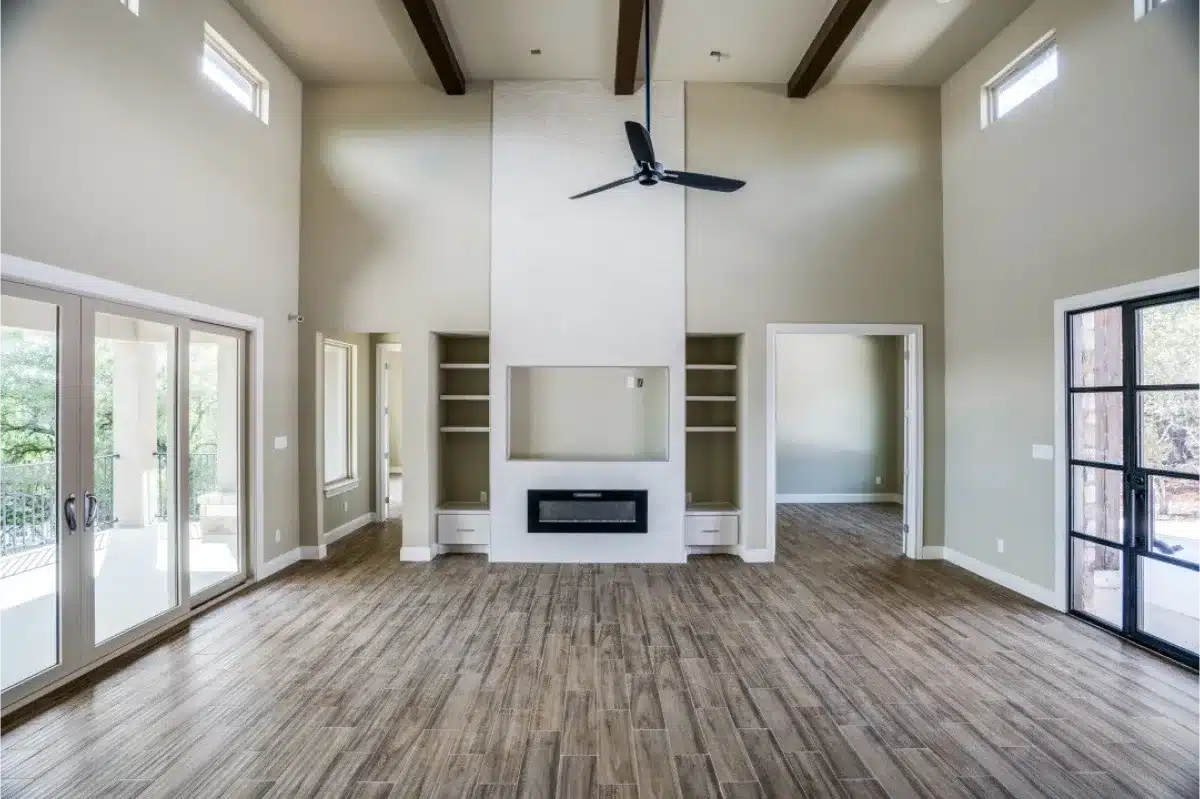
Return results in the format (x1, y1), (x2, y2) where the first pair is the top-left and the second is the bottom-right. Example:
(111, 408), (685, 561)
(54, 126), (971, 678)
(528, 490), (648, 533)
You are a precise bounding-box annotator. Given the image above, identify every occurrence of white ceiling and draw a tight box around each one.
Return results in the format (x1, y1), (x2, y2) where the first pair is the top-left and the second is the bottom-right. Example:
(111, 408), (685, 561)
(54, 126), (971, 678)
(233, 0), (1033, 88)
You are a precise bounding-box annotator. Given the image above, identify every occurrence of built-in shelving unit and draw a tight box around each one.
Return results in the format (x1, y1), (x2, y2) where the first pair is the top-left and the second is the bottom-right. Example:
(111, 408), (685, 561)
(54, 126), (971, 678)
(685, 335), (741, 549)
(436, 335), (491, 549)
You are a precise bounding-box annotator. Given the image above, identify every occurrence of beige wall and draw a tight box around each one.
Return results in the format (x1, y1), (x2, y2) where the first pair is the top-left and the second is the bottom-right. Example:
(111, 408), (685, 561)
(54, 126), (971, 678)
(312, 332), (373, 537)
(1, 0), (302, 562)
(942, 0), (1198, 589)
(686, 83), (946, 549)
(775, 335), (903, 496)
(299, 84), (492, 549)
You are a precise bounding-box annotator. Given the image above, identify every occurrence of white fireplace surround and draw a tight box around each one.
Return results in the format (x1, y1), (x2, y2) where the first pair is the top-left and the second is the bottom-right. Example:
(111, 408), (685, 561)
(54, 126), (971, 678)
(489, 81), (687, 563)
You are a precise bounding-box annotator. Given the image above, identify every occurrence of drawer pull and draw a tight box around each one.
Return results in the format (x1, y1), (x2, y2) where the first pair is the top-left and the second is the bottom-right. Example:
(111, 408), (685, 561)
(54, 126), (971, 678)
(702, 529), (720, 534)
(456, 528), (475, 533)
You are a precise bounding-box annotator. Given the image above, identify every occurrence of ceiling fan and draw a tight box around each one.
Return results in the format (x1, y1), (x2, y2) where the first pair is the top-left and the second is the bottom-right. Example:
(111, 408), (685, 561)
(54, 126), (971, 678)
(569, 0), (746, 200)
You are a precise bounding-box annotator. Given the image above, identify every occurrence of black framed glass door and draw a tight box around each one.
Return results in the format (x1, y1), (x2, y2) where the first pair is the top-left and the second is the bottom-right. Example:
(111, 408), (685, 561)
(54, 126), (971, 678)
(1067, 289), (1198, 668)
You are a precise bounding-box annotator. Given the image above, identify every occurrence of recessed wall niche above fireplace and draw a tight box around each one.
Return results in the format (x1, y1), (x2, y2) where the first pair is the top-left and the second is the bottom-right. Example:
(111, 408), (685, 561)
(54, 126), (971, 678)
(528, 490), (649, 533)
(508, 366), (668, 461)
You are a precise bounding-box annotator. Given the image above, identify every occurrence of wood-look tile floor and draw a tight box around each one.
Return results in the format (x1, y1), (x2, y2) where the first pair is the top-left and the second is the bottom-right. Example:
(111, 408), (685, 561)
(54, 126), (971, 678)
(3, 504), (1197, 798)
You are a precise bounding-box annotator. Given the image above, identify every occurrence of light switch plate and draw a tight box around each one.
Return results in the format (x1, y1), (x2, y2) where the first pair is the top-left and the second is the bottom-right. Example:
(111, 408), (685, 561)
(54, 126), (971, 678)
(274, 436), (288, 450)
(1031, 444), (1054, 461)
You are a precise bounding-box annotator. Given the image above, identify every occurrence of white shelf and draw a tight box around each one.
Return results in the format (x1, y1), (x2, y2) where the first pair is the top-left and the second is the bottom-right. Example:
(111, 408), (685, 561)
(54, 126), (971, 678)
(440, 426), (490, 433)
(686, 426), (737, 433)
(686, 501), (739, 514)
(440, 395), (490, 401)
(440, 363), (489, 370)
(686, 396), (737, 402)
(685, 364), (736, 371)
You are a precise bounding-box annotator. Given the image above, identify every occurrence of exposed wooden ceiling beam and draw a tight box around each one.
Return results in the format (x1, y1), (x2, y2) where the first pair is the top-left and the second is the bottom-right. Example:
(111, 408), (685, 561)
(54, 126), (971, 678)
(787, 0), (876, 99)
(399, 0), (466, 95)
(614, 0), (645, 95)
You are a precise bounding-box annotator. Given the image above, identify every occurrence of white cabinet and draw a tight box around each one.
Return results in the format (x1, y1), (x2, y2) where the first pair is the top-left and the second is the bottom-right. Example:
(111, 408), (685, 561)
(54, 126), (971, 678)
(437, 512), (490, 545)
(685, 513), (738, 546)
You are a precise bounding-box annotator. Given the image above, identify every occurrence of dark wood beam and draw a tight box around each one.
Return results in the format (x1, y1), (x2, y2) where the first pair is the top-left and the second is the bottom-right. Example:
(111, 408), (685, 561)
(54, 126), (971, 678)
(614, 0), (644, 95)
(787, 0), (875, 98)
(399, 0), (466, 95)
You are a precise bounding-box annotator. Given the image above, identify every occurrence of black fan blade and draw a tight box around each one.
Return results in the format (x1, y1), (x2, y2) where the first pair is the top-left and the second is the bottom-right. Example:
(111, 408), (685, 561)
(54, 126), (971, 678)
(569, 174), (639, 200)
(662, 170), (745, 192)
(625, 120), (655, 165)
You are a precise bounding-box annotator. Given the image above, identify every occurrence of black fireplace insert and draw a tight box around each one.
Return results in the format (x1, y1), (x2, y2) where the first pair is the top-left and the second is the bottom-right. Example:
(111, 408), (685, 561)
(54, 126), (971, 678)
(527, 490), (648, 533)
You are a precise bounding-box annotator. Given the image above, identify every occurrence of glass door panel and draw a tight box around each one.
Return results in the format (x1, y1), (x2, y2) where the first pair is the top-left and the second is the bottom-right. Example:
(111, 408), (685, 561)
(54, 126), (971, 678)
(1138, 557), (1198, 654)
(90, 310), (179, 644)
(1068, 304), (1126, 633)
(0, 283), (81, 697)
(187, 326), (244, 596)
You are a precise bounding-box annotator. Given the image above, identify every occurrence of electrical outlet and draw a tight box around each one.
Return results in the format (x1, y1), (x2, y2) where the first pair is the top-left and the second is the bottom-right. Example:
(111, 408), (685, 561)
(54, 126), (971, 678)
(480, 490), (488, 504)
(274, 529), (281, 543)
(343, 500), (349, 513)
(997, 538), (1005, 554)
(875, 476), (882, 486)
(686, 491), (693, 504)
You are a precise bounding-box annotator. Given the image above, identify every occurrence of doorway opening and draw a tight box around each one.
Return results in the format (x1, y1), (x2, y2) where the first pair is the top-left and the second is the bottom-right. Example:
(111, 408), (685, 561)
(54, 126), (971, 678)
(376, 342), (403, 522)
(766, 324), (924, 561)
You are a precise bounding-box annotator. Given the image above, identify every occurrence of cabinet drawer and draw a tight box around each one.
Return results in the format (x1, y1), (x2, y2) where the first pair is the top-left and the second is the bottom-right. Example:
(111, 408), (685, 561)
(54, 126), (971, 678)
(437, 513), (490, 545)
(685, 513), (738, 546)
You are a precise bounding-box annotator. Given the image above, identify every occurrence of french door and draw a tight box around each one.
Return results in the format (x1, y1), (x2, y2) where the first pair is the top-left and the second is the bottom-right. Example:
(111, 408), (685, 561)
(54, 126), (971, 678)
(0, 281), (248, 707)
(1067, 288), (1199, 668)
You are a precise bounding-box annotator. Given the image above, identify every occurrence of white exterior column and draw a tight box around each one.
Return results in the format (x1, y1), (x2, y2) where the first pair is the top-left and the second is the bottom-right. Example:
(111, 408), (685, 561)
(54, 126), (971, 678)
(111, 341), (158, 528)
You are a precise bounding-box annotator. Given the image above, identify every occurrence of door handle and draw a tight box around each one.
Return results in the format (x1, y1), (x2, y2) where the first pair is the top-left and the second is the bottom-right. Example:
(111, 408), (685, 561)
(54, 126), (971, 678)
(1130, 473), (1148, 549)
(64, 494), (78, 534)
(84, 491), (100, 528)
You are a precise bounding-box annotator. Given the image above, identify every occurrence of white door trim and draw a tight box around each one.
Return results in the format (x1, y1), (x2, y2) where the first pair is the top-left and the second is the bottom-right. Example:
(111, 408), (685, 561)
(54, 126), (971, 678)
(1052, 269), (1199, 613)
(1, 253), (268, 583)
(376, 342), (403, 521)
(766, 323), (925, 561)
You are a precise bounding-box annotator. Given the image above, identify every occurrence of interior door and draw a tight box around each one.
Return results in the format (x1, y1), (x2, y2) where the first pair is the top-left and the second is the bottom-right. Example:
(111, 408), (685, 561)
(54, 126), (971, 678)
(0, 282), (83, 702)
(1067, 289), (1198, 668)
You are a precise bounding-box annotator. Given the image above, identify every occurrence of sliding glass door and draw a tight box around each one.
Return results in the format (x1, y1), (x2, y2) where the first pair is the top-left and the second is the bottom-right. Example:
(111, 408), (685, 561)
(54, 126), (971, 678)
(0, 282), (249, 706)
(0, 283), (82, 696)
(1068, 289), (1199, 667)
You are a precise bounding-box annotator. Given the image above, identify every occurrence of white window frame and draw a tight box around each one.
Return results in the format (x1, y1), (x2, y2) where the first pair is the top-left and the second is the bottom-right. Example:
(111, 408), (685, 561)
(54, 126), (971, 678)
(202, 23), (270, 124)
(981, 32), (1058, 128)
(323, 339), (359, 497)
(119, 0), (139, 15)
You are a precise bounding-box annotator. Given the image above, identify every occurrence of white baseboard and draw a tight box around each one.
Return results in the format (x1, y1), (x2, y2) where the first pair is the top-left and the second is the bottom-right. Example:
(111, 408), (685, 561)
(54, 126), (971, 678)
(399, 546), (433, 562)
(920, 545), (946, 560)
(940, 548), (1062, 610)
(739, 548), (774, 563)
(324, 512), (377, 545)
(300, 545), (327, 561)
(257, 547), (301, 580)
(776, 493), (902, 504)
(437, 544), (489, 556)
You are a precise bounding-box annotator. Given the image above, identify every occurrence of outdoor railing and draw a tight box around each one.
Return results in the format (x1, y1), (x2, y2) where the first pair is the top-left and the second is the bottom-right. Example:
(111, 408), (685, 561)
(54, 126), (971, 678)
(1, 455), (117, 556)
(0, 451), (218, 557)
(154, 451), (219, 520)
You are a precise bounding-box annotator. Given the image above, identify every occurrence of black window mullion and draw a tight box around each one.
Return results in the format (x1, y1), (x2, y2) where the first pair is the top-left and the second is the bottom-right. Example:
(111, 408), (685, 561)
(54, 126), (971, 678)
(1121, 302), (1138, 636)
